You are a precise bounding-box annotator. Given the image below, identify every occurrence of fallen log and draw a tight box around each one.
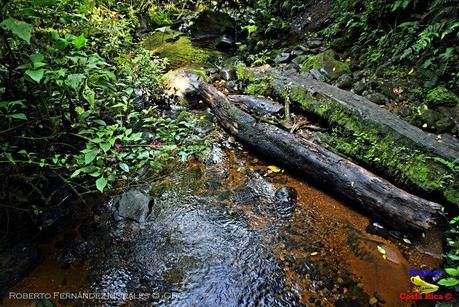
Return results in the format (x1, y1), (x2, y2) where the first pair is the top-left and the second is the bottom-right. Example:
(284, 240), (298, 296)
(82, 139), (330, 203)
(228, 95), (283, 115)
(238, 66), (459, 207)
(194, 80), (444, 232)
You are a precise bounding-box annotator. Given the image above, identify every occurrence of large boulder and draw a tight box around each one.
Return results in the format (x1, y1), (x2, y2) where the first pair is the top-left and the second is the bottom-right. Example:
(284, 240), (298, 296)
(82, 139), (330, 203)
(188, 10), (235, 38)
(111, 189), (151, 224)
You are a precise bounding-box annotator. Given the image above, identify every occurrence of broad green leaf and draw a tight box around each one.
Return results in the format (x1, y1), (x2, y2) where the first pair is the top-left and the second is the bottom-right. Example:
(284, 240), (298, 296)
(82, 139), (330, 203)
(119, 162), (129, 172)
(72, 34), (87, 49)
(0, 18), (33, 43)
(445, 268), (459, 276)
(437, 278), (459, 287)
(30, 53), (44, 64)
(8, 113), (27, 120)
(25, 69), (44, 83)
(65, 73), (86, 91)
(95, 176), (107, 193)
(70, 169), (81, 178)
(83, 87), (95, 106)
(84, 150), (96, 164)
(100, 143), (111, 152)
(94, 119), (106, 126)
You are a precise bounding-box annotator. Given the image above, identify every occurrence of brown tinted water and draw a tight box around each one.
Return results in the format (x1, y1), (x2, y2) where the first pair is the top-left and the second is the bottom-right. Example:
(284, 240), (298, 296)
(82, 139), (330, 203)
(2, 141), (443, 307)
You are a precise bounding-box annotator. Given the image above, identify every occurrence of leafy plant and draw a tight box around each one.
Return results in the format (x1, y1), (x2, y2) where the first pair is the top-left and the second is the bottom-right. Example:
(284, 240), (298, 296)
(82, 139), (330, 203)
(0, 0), (208, 225)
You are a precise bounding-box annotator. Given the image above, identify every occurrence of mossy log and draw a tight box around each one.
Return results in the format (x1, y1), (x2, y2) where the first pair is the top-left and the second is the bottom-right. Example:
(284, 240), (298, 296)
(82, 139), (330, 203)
(195, 81), (444, 231)
(238, 66), (459, 207)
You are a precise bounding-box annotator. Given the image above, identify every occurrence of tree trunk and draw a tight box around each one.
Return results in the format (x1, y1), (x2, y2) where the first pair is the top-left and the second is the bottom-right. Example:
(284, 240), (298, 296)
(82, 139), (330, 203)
(195, 81), (445, 232)
(241, 66), (458, 207)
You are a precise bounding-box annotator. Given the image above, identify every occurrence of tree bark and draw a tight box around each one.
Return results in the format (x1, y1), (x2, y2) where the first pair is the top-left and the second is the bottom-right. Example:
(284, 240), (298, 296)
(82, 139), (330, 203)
(250, 66), (459, 163)
(195, 81), (445, 232)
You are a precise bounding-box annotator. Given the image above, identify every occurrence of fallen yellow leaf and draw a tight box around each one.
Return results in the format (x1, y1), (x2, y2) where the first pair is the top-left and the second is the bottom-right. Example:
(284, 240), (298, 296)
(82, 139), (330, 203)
(377, 246), (387, 259)
(267, 165), (282, 173)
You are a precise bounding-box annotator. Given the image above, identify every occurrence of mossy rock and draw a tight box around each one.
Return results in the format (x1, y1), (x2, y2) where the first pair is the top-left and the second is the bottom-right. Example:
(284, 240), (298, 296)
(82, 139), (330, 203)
(300, 50), (351, 80)
(163, 66), (209, 106)
(426, 86), (459, 107)
(236, 64), (272, 95)
(143, 29), (221, 69)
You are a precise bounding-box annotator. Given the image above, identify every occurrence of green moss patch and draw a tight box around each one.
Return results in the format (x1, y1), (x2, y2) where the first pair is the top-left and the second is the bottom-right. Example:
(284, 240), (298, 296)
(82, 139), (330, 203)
(426, 86), (459, 107)
(236, 64), (272, 95)
(287, 87), (459, 206)
(143, 29), (221, 69)
(300, 50), (351, 80)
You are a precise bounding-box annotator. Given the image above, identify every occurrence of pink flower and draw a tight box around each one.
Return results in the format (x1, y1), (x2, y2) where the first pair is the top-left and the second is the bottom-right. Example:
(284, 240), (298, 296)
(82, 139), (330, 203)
(114, 142), (122, 151)
(107, 156), (116, 162)
(150, 140), (162, 149)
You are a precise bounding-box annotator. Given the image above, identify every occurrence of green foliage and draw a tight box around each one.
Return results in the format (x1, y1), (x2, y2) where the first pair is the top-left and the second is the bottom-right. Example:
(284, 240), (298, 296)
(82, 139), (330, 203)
(300, 50), (351, 80)
(439, 217), (459, 288)
(323, 0), (459, 90)
(426, 85), (459, 106)
(0, 0), (208, 214)
(0, 17), (32, 43)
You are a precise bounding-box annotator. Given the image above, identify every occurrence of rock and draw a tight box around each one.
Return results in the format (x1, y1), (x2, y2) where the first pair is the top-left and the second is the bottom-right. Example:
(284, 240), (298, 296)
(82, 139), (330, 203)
(300, 50), (351, 80)
(247, 173), (277, 199)
(306, 39), (323, 48)
(228, 95), (284, 115)
(435, 107), (455, 133)
(297, 44), (308, 52)
(291, 48), (304, 56)
(112, 189), (151, 224)
(216, 34), (235, 51)
(394, 104), (411, 118)
(335, 74), (353, 89)
(304, 68), (327, 81)
(0, 243), (39, 297)
(220, 67), (236, 81)
(366, 93), (387, 105)
(353, 81), (366, 94)
(274, 187), (297, 219)
(205, 145), (227, 166)
(352, 70), (366, 80)
(225, 80), (239, 93)
(164, 69), (206, 107)
(291, 55), (307, 68)
(189, 10), (235, 38)
(273, 52), (291, 64)
(426, 85), (459, 107)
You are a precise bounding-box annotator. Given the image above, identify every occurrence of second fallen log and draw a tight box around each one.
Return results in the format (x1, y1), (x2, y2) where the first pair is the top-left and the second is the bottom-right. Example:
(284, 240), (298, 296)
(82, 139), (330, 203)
(195, 81), (444, 232)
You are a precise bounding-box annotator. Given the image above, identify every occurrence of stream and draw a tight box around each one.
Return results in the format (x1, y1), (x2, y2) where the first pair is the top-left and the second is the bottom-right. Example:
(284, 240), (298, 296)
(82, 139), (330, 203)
(3, 112), (443, 306)
(2, 12), (445, 307)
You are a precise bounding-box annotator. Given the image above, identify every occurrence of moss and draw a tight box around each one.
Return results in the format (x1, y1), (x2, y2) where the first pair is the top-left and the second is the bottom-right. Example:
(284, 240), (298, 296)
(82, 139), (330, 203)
(300, 50), (351, 80)
(426, 86), (459, 107)
(236, 63), (256, 82)
(287, 86), (458, 206)
(236, 64), (272, 95)
(143, 29), (221, 69)
(187, 68), (210, 82)
(245, 82), (268, 95)
(445, 188), (459, 206)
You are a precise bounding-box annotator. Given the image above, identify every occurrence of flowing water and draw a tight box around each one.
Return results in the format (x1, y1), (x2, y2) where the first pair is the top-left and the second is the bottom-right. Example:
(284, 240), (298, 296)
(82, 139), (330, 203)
(3, 112), (443, 307)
